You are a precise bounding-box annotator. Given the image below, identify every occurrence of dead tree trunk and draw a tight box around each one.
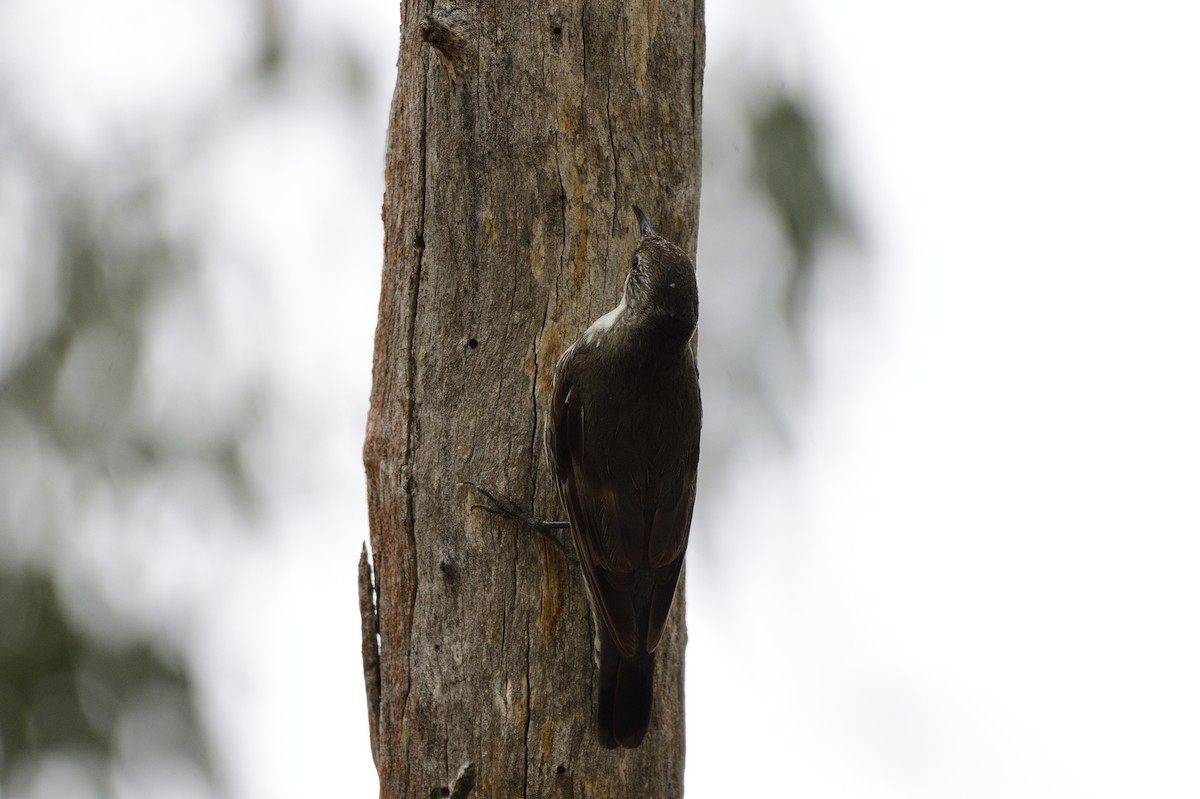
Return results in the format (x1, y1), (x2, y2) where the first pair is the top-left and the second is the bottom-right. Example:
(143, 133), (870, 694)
(362, 1), (704, 796)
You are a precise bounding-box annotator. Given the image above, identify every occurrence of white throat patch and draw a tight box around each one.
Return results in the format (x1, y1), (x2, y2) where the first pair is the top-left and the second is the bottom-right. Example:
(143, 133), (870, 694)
(582, 294), (626, 344)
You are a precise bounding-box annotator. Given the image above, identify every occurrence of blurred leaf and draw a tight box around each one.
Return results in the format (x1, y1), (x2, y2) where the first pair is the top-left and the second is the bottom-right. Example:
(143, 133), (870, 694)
(0, 0), (390, 794)
(0, 159), (235, 796)
(0, 159), (263, 525)
(0, 568), (209, 779)
(750, 96), (852, 322)
(0, 15), (276, 798)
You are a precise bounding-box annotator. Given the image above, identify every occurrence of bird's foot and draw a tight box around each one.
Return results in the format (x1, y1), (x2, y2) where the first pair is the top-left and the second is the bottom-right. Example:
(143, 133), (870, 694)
(463, 482), (576, 562)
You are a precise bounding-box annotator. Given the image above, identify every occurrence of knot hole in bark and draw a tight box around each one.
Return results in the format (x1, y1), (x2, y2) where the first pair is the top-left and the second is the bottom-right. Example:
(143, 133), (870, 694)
(420, 7), (471, 81)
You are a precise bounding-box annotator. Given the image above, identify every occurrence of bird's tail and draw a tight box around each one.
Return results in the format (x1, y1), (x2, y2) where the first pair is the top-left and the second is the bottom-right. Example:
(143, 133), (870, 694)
(596, 630), (655, 749)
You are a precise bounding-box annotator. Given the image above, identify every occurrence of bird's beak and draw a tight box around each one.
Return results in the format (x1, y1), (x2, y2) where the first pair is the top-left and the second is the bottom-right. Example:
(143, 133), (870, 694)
(632, 205), (656, 239)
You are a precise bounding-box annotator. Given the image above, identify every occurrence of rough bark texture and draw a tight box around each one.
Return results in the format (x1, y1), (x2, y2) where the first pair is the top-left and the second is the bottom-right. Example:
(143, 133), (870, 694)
(363, 1), (704, 796)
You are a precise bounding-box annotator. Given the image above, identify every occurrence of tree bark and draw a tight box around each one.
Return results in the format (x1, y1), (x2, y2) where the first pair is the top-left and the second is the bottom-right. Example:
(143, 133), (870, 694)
(363, 1), (704, 796)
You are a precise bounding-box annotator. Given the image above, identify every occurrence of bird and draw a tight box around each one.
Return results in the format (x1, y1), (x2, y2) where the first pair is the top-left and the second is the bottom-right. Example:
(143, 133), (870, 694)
(544, 205), (701, 748)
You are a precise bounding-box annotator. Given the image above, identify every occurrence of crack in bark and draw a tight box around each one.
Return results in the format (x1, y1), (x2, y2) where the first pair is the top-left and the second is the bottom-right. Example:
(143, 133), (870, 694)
(529, 300), (549, 506)
(395, 36), (431, 775)
(500, 602), (509, 666)
(522, 633), (533, 797)
(605, 81), (620, 268)
(553, 126), (568, 287)
(692, 0), (703, 131)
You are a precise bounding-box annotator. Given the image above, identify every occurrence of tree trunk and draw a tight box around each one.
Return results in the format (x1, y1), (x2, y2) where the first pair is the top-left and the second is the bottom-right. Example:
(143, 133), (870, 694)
(363, 1), (704, 796)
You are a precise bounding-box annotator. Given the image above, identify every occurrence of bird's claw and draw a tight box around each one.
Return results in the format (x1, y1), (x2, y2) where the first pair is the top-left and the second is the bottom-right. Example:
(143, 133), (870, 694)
(464, 481), (576, 562)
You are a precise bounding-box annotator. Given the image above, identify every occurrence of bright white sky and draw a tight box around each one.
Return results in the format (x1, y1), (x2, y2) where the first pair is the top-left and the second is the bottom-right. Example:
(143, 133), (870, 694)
(692, 2), (1200, 797)
(4, 0), (1199, 797)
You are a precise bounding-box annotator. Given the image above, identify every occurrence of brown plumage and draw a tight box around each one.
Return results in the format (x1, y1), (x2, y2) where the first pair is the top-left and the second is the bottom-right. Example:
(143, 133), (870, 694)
(546, 206), (701, 748)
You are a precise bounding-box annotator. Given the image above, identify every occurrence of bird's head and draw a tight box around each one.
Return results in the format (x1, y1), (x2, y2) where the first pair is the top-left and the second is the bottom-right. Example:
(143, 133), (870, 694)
(622, 206), (698, 341)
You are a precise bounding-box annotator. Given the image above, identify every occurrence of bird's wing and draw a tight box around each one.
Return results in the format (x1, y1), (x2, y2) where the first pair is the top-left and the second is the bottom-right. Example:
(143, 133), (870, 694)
(561, 465), (645, 658)
(547, 349), (640, 658)
(547, 348), (698, 658)
(642, 454), (697, 652)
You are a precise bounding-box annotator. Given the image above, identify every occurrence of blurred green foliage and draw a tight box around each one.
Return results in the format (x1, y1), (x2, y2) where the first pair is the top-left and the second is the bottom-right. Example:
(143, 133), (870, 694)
(0, 568), (208, 785)
(0, 3), (285, 795)
(0, 155), (234, 796)
(1, 164), (255, 504)
(750, 95), (854, 322)
(0, 0), (382, 790)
